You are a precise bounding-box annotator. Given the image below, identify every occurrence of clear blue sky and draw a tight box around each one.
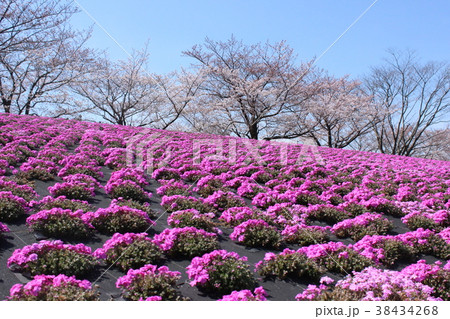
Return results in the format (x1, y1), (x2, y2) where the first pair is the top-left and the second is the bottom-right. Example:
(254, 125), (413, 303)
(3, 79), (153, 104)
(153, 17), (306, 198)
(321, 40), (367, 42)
(71, 0), (450, 79)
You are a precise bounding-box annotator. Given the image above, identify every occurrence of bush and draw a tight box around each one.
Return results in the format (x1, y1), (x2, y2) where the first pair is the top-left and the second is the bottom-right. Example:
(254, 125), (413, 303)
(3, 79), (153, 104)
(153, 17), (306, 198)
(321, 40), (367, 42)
(7, 240), (97, 277)
(256, 249), (325, 280)
(84, 205), (155, 235)
(230, 219), (282, 249)
(153, 227), (219, 259)
(296, 267), (442, 301)
(167, 209), (218, 233)
(0, 178), (38, 201)
(353, 235), (417, 267)
(331, 213), (393, 241)
(7, 274), (100, 301)
(281, 225), (329, 246)
(116, 264), (184, 300)
(48, 181), (95, 201)
(204, 191), (246, 212)
(219, 286), (267, 301)
(161, 195), (214, 214)
(298, 242), (373, 274)
(0, 221), (9, 238)
(308, 205), (350, 225)
(111, 198), (158, 219)
(94, 233), (163, 272)
(26, 208), (93, 239)
(187, 250), (256, 295)
(30, 195), (93, 213)
(105, 179), (151, 202)
(0, 191), (30, 221)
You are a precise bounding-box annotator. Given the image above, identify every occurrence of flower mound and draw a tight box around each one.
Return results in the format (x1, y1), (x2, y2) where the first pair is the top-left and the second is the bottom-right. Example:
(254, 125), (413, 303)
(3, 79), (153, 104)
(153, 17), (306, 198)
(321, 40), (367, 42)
(8, 274), (99, 301)
(48, 181), (95, 201)
(84, 205), (155, 234)
(230, 219), (282, 249)
(281, 224), (329, 246)
(256, 249), (325, 281)
(295, 267), (443, 301)
(31, 195), (93, 213)
(94, 233), (163, 272)
(116, 264), (183, 301)
(105, 179), (151, 202)
(0, 190), (30, 221)
(167, 209), (219, 233)
(187, 250), (256, 295)
(154, 227), (219, 259)
(331, 212), (393, 241)
(0, 221), (10, 237)
(219, 286), (267, 301)
(7, 240), (97, 277)
(26, 208), (93, 239)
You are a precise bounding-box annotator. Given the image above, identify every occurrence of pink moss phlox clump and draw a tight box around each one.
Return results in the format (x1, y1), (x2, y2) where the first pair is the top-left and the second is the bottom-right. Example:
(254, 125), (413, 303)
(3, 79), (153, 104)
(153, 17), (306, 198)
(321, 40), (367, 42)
(438, 227), (450, 244)
(151, 167), (181, 181)
(187, 249), (255, 293)
(395, 227), (436, 247)
(153, 227), (217, 251)
(103, 148), (127, 169)
(8, 274), (98, 301)
(110, 168), (148, 186)
(160, 194), (209, 213)
(219, 206), (257, 226)
(105, 178), (152, 201)
(156, 179), (191, 196)
(297, 241), (348, 259)
(336, 267), (441, 301)
(116, 264), (182, 300)
(394, 185), (417, 201)
(0, 178), (38, 201)
(93, 232), (152, 259)
(84, 204), (155, 230)
(281, 224), (330, 245)
(167, 209), (220, 233)
(282, 224), (330, 237)
(295, 276), (335, 301)
(62, 174), (103, 189)
(0, 190), (31, 211)
(203, 190), (246, 211)
(7, 240), (95, 272)
(251, 191), (281, 208)
(236, 182), (269, 198)
(57, 164), (104, 179)
(153, 227), (218, 258)
(400, 259), (444, 283)
(58, 153), (98, 167)
(26, 207), (93, 228)
(295, 267), (441, 301)
(224, 176), (253, 189)
(116, 265), (181, 289)
(352, 234), (399, 264)
(139, 296), (163, 301)
(48, 181), (95, 200)
(219, 286), (267, 301)
(20, 157), (59, 174)
(0, 221), (10, 234)
(230, 219), (281, 248)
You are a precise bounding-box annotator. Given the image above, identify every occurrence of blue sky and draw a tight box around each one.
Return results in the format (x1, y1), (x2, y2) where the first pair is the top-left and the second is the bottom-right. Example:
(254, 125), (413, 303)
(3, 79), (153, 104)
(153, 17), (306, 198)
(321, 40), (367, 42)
(71, 0), (450, 79)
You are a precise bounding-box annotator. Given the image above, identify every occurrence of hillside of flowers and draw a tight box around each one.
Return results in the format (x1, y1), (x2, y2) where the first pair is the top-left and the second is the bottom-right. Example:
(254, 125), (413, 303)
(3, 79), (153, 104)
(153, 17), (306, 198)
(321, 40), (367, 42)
(0, 112), (449, 301)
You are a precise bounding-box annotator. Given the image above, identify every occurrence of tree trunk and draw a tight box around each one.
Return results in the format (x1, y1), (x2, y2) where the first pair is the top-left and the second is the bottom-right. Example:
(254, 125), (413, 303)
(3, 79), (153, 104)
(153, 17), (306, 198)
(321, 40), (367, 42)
(249, 122), (258, 140)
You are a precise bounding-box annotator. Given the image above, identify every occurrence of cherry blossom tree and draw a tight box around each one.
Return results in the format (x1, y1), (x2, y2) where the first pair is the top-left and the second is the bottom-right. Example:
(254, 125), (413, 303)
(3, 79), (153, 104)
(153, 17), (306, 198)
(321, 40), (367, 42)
(72, 49), (159, 126)
(301, 75), (377, 148)
(72, 48), (202, 129)
(0, 0), (94, 115)
(183, 36), (317, 140)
